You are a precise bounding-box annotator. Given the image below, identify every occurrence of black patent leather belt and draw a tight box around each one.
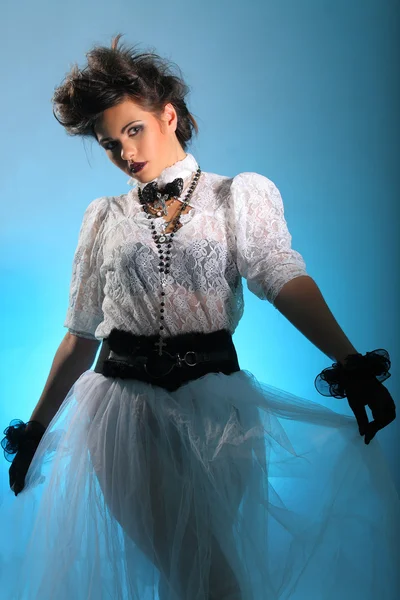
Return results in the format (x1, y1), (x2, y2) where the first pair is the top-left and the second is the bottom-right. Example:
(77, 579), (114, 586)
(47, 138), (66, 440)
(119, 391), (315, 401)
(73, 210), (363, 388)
(106, 347), (236, 379)
(94, 329), (240, 391)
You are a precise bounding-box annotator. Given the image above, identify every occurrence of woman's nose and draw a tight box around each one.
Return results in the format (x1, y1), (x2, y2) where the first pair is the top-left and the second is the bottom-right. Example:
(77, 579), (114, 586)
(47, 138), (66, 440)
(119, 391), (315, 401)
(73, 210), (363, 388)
(120, 143), (136, 162)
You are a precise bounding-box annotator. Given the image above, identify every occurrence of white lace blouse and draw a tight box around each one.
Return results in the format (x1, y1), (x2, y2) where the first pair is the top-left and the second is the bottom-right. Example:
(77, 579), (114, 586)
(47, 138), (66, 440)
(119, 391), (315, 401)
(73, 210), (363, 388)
(64, 153), (307, 341)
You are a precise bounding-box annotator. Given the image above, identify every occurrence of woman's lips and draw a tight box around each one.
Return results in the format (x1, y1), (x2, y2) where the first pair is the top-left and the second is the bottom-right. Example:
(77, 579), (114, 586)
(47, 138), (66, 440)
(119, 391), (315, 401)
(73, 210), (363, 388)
(130, 162), (147, 174)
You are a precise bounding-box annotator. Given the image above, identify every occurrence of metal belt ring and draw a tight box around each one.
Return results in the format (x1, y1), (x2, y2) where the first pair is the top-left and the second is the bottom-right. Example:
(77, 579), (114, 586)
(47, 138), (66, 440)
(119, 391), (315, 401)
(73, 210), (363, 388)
(177, 351), (198, 367)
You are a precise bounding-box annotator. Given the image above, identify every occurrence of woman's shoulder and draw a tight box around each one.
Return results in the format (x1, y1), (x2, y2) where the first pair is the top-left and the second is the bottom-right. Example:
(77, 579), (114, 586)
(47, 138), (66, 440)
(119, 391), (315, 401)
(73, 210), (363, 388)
(202, 170), (281, 213)
(83, 195), (111, 218)
(203, 168), (277, 192)
(82, 193), (133, 225)
(230, 171), (278, 193)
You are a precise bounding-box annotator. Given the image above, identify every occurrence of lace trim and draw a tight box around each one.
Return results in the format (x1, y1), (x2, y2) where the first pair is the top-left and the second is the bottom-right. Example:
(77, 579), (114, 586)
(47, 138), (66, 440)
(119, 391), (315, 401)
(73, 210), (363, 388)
(1, 419), (46, 462)
(314, 349), (391, 398)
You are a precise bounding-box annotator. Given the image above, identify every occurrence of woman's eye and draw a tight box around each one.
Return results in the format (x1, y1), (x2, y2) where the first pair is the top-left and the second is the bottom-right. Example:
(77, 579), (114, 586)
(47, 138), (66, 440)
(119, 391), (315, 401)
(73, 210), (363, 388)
(128, 125), (142, 136)
(104, 126), (142, 151)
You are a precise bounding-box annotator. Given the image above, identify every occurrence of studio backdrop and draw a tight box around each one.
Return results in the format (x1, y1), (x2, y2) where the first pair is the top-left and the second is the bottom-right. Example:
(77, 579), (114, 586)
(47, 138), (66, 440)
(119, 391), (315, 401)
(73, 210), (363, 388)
(1, 0), (399, 496)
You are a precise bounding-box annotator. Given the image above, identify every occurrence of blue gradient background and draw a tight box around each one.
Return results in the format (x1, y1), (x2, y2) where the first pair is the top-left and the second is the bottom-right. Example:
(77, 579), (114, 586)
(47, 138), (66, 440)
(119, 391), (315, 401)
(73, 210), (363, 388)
(1, 0), (399, 498)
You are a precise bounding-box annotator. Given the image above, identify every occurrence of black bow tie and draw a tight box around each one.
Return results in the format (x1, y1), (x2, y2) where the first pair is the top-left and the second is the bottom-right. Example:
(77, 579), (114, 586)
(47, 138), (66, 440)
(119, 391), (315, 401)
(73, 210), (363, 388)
(141, 178), (184, 205)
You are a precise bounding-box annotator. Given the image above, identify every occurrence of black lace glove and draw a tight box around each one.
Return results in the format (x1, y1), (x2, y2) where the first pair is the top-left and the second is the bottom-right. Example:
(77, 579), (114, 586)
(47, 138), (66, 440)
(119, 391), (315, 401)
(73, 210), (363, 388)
(1, 419), (46, 496)
(315, 349), (396, 444)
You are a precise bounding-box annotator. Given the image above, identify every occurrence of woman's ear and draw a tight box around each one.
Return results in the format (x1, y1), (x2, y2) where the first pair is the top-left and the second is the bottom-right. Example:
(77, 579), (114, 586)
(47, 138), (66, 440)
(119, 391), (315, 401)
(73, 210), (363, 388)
(161, 103), (178, 132)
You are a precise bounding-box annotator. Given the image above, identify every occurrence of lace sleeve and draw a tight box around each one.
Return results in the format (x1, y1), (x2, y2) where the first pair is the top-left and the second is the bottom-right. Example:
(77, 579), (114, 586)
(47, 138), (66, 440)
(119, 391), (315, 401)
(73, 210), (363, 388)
(64, 198), (108, 340)
(231, 172), (307, 305)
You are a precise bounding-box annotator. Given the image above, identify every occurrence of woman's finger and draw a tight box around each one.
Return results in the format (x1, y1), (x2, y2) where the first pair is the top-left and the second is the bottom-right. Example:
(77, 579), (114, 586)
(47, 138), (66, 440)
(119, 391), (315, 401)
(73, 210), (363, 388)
(364, 420), (380, 445)
(347, 397), (369, 436)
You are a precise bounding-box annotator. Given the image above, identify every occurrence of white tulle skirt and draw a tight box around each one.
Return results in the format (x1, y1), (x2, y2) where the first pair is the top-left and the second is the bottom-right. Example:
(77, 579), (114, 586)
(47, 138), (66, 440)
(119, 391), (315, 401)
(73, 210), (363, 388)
(0, 368), (399, 600)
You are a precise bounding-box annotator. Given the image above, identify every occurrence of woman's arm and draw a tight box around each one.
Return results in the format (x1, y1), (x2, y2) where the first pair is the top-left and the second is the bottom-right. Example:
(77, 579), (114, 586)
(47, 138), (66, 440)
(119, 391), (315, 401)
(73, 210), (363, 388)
(26, 332), (100, 430)
(273, 275), (358, 364)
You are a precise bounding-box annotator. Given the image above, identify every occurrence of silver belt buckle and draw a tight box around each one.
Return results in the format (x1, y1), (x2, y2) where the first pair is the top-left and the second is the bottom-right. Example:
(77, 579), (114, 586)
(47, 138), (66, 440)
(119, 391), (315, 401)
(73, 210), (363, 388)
(177, 351), (198, 367)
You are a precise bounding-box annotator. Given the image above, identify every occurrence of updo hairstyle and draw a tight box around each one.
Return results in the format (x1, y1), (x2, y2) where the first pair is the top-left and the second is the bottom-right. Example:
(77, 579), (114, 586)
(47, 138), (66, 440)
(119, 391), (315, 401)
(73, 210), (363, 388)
(52, 34), (199, 150)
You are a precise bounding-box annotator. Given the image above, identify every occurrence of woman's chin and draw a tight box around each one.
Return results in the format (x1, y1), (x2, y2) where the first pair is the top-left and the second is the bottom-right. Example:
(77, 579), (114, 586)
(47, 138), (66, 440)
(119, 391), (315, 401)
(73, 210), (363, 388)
(126, 166), (151, 182)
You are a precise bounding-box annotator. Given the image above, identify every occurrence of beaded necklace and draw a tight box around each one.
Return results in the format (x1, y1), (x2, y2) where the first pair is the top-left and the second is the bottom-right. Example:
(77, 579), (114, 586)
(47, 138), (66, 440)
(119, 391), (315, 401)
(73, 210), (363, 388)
(137, 166), (202, 356)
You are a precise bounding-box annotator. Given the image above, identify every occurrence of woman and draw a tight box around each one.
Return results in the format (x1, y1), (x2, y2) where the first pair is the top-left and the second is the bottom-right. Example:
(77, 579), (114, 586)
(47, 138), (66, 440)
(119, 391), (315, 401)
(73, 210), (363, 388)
(1, 35), (398, 600)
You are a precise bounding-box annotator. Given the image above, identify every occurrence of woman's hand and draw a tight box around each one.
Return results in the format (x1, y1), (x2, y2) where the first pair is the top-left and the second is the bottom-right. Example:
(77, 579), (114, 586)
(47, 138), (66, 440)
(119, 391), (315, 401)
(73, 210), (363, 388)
(344, 376), (396, 444)
(9, 439), (42, 496)
(315, 348), (395, 445)
(2, 419), (46, 496)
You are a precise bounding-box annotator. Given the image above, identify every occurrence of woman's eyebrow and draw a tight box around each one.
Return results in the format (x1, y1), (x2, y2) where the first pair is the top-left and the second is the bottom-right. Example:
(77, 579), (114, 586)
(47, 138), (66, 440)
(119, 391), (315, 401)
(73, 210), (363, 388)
(98, 120), (141, 143)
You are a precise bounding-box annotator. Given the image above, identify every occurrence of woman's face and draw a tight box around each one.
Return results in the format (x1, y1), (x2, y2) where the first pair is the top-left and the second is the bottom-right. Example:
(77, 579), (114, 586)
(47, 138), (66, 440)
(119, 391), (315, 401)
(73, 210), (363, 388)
(94, 98), (186, 183)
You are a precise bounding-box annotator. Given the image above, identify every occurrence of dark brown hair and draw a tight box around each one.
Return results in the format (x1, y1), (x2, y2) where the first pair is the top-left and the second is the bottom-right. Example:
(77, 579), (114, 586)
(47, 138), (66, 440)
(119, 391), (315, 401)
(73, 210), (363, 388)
(52, 34), (199, 150)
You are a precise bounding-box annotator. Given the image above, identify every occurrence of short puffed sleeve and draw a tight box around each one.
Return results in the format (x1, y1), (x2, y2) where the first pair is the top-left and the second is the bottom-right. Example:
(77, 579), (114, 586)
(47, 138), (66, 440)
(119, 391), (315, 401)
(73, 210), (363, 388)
(64, 198), (108, 340)
(230, 172), (308, 305)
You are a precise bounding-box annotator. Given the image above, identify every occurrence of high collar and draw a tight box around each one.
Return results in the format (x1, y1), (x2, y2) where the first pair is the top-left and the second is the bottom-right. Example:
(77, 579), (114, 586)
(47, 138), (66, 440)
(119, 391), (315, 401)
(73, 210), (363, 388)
(127, 153), (199, 191)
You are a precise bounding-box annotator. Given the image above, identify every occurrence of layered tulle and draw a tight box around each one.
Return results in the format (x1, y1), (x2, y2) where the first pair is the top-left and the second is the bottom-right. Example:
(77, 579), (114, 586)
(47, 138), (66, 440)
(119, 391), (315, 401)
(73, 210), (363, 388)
(0, 369), (399, 599)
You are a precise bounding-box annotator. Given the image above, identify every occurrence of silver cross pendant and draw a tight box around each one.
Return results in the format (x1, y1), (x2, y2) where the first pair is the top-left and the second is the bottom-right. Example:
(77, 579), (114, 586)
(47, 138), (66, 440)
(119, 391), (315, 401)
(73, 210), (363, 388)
(153, 192), (169, 216)
(155, 337), (167, 356)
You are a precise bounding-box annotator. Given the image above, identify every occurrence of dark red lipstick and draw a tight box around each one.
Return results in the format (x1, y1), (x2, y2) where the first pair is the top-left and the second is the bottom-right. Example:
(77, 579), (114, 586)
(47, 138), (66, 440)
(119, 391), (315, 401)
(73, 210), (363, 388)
(129, 162), (147, 174)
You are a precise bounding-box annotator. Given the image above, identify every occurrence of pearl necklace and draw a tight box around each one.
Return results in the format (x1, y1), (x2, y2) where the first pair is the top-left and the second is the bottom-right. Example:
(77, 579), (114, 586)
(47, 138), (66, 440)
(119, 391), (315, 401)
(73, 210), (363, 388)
(138, 167), (202, 355)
